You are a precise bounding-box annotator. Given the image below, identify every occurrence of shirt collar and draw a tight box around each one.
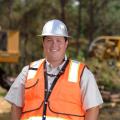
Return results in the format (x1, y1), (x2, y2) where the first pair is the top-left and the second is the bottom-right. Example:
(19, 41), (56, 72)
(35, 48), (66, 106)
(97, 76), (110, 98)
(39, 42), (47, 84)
(45, 55), (67, 72)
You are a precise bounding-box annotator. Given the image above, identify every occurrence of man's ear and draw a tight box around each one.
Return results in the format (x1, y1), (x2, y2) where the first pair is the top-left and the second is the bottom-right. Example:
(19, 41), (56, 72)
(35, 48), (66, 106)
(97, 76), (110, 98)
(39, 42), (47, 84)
(65, 40), (68, 49)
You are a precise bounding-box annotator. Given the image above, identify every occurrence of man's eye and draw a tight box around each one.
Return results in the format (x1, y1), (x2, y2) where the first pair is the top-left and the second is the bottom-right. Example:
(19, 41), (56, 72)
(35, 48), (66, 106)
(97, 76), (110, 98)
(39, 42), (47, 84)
(47, 39), (52, 42)
(57, 40), (62, 43)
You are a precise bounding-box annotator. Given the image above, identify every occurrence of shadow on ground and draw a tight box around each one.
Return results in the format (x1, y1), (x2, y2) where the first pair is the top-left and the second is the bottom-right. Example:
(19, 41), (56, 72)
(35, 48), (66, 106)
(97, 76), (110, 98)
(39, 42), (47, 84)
(0, 112), (10, 120)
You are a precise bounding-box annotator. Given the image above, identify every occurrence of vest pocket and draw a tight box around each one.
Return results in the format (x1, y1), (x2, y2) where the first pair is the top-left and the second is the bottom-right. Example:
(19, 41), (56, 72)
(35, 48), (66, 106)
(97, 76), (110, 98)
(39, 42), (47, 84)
(48, 81), (85, 118)
(58, 81), (81, 103)
(48, 101), (85, 118)
(23, 79), (44, 113)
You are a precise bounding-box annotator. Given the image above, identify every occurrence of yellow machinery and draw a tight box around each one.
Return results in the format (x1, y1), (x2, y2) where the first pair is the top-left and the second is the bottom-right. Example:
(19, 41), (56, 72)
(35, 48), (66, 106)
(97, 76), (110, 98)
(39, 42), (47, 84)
(0, 30), (20, 62)
(88, 36), (120, 67)
(0, 30), (20, 90)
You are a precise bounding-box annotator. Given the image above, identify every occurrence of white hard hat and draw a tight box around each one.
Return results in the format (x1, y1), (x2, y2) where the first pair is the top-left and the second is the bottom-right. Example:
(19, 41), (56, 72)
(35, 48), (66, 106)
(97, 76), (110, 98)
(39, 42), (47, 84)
(39, 19), (70, 37)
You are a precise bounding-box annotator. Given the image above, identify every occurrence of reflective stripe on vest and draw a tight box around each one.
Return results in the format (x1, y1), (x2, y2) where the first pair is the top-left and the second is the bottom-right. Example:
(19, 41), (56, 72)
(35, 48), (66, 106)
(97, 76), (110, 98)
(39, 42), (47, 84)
(24, 116), (68, 120)
(68, 60), (80, 82)
(27, 59), (44, 80)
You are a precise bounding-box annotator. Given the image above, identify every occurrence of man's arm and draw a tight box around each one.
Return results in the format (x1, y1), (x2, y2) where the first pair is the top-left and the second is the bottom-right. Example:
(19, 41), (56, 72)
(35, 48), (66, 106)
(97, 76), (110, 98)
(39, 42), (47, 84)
(11, 104), (22, 120)
(85, 106), (99, 120)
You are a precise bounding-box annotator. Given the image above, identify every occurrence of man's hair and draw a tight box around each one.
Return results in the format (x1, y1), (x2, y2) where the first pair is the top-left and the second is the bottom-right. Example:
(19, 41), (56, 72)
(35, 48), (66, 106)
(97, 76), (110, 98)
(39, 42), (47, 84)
(43, 36), (68, 42)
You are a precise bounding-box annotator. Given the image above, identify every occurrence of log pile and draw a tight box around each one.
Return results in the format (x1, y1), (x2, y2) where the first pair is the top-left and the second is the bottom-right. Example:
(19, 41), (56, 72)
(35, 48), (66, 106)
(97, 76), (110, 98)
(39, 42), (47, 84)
(99, 86), (120, 108)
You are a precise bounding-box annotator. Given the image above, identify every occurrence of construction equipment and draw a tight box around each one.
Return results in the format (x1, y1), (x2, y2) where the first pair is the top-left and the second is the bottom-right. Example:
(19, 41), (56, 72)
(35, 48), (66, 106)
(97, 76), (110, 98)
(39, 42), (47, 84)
(88, 36), (120, 67)
(0, 30), (20, 90)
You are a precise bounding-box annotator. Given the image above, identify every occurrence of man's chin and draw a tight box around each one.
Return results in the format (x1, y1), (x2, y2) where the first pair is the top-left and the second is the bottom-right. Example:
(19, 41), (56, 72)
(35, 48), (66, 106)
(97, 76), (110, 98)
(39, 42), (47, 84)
(48, 57), (60, 62)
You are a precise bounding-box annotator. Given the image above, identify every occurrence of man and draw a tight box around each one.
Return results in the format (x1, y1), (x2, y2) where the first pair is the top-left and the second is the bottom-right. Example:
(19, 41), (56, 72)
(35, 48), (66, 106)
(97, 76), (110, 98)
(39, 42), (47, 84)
(5, 19), (103, 120)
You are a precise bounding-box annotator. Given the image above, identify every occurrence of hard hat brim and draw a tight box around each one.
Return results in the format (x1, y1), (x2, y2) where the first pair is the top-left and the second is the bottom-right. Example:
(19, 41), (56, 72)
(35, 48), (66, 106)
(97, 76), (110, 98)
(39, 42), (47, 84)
(37, 34), (71, 38)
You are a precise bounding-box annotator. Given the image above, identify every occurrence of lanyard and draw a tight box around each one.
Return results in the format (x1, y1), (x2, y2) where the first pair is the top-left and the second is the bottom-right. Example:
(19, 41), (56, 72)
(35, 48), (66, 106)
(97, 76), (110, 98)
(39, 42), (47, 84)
(42, 59), (69, 120)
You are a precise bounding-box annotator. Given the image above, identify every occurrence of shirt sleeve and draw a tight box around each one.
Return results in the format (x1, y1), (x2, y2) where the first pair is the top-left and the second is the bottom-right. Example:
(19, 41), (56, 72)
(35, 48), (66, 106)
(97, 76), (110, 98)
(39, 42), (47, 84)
(80, 67), (103, 111)
(4, 65), (29, 107)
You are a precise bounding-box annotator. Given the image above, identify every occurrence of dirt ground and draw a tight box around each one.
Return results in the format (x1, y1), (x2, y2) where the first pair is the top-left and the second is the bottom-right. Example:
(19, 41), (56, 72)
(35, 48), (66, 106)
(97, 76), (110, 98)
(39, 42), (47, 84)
(0, 87), (120, 120)
(0, 96), (11, 120)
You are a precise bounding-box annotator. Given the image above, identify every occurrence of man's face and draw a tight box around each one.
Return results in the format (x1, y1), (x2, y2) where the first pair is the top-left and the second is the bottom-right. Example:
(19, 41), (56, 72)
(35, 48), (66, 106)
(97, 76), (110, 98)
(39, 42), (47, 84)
(43, 36), (68, 64)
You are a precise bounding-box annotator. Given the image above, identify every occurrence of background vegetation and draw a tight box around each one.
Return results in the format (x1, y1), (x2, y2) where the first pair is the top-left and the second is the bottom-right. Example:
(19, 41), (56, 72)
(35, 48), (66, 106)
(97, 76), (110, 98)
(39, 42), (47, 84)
(0, 0), (120, 120)
(0, 0), (120, 90)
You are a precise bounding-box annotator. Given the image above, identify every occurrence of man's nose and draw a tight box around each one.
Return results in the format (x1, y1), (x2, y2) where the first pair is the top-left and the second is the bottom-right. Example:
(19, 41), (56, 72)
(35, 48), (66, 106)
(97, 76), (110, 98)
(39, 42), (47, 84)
(52, 40), (58, 46)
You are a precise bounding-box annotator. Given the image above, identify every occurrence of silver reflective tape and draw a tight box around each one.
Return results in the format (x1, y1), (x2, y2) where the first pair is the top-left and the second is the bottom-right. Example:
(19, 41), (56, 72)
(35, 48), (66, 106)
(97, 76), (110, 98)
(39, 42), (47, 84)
(68, 61), (79, 83)
(31, 59), (44, 68)
(26, 116), (67, 120)
(27, 70), (37, 80)
(27, 59), (44, 80)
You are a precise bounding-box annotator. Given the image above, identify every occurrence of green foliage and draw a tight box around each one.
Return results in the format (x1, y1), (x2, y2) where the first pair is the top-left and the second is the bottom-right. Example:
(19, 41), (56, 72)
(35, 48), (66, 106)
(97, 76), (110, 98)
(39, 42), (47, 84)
(97, 0), (120, 35)
(86, 58), (120, 91)
(0, 0), (120, 91)
(0, 87), (7, 96)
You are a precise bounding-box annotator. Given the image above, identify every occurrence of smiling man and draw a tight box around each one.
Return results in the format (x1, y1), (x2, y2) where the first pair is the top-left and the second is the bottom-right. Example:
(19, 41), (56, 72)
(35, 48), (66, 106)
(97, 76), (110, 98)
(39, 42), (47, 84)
(5, 19), (103, 120)
(43, 36), (68, 67)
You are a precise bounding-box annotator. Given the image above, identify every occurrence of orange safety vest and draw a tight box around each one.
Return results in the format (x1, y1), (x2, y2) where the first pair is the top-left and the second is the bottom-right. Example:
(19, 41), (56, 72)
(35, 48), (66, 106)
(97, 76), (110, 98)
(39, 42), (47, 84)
(21, 59), (86, 120)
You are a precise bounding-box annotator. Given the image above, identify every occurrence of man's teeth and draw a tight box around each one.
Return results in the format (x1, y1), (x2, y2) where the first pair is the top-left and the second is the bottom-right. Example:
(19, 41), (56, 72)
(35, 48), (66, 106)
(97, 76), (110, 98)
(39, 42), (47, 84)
(52, 50), (57, 51)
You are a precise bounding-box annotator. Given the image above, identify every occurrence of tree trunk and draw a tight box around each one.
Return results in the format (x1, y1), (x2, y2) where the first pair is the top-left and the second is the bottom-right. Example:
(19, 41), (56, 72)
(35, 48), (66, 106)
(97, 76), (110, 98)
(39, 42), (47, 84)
(86, 0), (95, 58)
(59, 0), (68, 23)
(88, 0), (94, 43)
(76, 0), (82, 57)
